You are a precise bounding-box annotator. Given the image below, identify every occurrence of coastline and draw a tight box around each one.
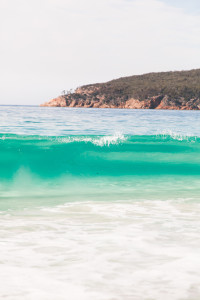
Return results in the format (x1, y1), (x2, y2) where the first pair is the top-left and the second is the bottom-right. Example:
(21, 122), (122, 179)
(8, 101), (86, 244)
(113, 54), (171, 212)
(40, 95), (200, 110)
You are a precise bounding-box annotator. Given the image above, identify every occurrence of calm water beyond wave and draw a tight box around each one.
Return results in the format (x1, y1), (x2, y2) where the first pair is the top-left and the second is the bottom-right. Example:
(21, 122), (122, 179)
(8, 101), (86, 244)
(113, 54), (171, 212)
(1, 106), (200, 300)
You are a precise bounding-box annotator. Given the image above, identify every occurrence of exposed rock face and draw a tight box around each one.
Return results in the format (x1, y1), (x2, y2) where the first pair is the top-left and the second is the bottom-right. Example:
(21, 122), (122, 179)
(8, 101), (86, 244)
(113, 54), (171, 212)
(124, 96), (163, 109)
(155, 96), (200, 110)
(41, 92), (200, 110)
(41, 96), (67, 107)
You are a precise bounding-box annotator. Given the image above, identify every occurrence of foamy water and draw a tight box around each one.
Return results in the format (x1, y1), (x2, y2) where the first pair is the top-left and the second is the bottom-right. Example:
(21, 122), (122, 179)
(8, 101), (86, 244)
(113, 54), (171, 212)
(1, 200), (200, 300)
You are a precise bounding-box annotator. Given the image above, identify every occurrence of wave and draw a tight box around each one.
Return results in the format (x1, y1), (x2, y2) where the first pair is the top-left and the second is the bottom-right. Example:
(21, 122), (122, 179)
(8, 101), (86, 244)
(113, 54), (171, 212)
(1, 133), (200, 208)
(1, 133), (200, 180)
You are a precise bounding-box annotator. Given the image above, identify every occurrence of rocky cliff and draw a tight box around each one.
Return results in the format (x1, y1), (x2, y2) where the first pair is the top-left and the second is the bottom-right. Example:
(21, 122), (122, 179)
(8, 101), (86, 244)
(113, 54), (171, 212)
(41, 69), (200, 110)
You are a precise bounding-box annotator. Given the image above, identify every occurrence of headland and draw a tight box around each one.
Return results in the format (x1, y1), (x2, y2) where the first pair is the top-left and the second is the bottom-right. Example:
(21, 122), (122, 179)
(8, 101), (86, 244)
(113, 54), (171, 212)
(41, 69), (200, 110)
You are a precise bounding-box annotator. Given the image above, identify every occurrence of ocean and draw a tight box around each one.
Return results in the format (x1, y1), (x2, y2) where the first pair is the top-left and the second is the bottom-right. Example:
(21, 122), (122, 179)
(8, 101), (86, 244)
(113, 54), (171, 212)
(1, 105), (200, 300)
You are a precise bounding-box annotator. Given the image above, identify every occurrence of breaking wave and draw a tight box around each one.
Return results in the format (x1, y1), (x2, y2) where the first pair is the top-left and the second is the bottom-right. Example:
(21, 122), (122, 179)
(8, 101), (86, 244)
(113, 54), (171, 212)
(1, 133), (200, 179)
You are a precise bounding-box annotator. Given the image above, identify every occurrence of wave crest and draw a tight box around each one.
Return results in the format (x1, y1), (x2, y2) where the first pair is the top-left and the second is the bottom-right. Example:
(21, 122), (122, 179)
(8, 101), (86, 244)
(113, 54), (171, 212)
(56, 133), (126, 146)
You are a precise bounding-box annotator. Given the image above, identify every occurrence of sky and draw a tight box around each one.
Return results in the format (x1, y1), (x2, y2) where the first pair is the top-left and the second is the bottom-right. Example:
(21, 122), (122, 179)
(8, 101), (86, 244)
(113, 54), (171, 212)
(0, 0), (200, 105)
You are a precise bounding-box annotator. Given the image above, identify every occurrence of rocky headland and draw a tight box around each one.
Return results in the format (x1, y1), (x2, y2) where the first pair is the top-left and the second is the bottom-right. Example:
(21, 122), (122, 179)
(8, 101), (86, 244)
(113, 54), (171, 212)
(41, 69), (200, 110)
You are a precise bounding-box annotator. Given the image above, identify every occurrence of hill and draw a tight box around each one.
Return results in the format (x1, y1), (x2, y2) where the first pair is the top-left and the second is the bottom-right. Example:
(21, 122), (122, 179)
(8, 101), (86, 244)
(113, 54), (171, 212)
(41, 69), (200, 109)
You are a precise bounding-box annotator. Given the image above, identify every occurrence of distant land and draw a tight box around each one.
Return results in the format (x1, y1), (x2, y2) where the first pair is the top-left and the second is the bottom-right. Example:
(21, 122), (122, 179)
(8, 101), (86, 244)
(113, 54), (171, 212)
(41, 69), (200, 110)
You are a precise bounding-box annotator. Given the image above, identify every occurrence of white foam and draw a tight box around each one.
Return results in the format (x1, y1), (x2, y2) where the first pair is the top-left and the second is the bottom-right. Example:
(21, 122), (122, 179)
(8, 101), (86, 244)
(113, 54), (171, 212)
(159, 129), (197, 141)
(1, 199), (200, 299)
(56, 133), (126, 146)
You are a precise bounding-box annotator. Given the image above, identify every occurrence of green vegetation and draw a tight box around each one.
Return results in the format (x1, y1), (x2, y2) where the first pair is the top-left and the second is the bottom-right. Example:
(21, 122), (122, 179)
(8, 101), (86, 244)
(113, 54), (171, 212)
(81, 69), (200, 104)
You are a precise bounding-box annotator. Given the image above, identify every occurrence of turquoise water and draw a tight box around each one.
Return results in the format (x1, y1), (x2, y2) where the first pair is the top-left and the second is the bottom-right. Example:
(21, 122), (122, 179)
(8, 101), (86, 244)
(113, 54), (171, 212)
(1, 133), (200, 207)
(1, 106), (200, 299)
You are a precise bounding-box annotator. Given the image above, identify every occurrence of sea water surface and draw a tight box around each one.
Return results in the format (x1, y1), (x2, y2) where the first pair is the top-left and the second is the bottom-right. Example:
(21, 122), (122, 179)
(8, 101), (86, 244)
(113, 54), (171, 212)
(1, 106), (200, 300)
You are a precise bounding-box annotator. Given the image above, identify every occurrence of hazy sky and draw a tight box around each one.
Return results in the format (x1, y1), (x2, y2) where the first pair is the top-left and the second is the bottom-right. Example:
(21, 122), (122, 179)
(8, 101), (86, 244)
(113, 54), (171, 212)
(0, 0), (200, 105)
